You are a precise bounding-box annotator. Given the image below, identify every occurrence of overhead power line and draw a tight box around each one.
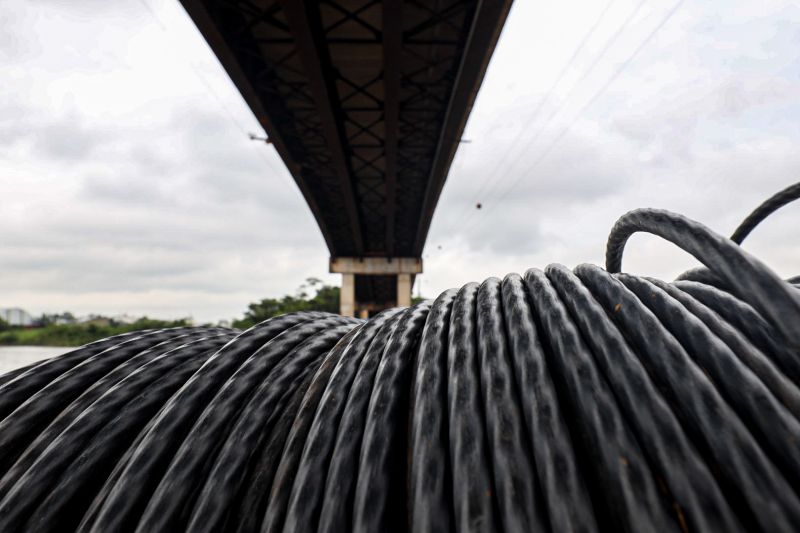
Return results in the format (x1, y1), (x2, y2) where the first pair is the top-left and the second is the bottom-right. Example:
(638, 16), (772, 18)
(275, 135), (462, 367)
(460, 0), (685, 237)
(440, 0), (650, 244)
(135, 0), (297, 194)
(441, 0), (618, 237)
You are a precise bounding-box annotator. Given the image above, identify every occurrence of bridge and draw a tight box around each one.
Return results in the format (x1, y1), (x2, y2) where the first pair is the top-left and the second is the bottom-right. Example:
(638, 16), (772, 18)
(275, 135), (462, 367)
(181, 0), (512, 315)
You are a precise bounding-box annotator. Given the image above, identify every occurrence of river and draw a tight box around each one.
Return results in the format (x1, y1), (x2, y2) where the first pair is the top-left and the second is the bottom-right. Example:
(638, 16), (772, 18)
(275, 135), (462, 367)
(0, 346), (71, 375)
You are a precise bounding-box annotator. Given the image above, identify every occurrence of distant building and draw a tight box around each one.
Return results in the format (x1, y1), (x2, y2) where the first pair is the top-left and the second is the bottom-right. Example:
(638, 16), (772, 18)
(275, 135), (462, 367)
(0, 308), (35, 327)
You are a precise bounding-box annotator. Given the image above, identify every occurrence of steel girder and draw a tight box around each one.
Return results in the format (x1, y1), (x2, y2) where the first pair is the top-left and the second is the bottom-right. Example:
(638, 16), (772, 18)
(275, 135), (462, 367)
(181, 0), (511, 301)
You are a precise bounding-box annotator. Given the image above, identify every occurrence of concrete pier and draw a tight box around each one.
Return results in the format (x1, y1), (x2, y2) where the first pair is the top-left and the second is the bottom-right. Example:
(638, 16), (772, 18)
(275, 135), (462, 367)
(330, 257), (422, 317)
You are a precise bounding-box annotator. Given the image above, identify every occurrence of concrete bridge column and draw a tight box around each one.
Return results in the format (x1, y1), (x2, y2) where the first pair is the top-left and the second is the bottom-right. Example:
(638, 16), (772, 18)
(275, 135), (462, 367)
(340, 273), (355, 318)
(331, 257), (422, 316)
(397, 273), (412, 308)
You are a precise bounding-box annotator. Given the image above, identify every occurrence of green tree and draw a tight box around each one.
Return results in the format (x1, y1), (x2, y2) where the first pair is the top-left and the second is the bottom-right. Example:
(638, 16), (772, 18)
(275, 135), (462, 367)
(233, 278), (340, 329)
(309, 284), (340, 314)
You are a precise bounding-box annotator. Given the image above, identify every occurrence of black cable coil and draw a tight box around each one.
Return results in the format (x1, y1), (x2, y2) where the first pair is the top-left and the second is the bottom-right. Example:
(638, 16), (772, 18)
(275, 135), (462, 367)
(1, 183), (800, 533)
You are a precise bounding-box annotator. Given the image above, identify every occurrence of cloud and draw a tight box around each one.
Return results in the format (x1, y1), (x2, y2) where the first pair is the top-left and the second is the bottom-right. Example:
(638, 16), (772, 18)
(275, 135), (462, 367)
(2, 0), (800, 322)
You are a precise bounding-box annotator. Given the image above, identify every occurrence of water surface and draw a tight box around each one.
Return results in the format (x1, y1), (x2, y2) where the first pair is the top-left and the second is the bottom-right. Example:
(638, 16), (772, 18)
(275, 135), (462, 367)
(0, 346), (71, 375)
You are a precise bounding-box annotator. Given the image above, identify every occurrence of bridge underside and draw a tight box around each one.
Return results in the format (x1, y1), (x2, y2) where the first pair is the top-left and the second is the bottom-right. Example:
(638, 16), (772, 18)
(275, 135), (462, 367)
(182, 0), (511, 314)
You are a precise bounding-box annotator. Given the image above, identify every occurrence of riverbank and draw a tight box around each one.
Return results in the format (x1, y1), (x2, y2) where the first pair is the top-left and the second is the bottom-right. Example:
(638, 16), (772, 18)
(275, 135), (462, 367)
(0, 318), (190, 347)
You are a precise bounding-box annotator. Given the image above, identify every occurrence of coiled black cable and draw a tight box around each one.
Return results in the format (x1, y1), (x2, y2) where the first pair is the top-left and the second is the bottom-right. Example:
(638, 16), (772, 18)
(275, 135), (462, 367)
(0, 182), (799, 532)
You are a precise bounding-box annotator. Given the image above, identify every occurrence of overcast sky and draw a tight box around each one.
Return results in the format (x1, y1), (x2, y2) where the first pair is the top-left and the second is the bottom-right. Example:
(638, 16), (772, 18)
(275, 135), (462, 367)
(2, 0), (799, 323)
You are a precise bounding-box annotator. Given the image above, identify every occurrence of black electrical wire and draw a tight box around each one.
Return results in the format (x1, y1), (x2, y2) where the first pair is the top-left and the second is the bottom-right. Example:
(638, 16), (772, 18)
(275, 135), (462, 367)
(730, 181), (800, 244)
(1, 182), (800, 532)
